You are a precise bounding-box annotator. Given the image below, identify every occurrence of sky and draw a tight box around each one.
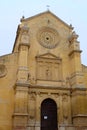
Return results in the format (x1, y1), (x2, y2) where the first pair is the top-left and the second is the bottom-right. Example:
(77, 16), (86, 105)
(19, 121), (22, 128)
(0, 0), (87, 65)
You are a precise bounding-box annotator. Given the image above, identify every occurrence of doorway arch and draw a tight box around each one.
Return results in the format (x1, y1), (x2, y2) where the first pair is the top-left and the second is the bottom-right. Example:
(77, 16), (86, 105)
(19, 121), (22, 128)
(41, 98), (58, 130)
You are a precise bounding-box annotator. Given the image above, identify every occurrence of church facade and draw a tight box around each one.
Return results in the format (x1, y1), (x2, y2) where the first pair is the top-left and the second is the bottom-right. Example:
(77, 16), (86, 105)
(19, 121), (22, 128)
(0, 11), (87, 130)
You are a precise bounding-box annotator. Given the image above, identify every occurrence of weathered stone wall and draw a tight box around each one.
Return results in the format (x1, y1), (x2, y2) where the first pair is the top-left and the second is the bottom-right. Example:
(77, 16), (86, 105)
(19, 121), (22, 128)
(0, 11), (87, 130)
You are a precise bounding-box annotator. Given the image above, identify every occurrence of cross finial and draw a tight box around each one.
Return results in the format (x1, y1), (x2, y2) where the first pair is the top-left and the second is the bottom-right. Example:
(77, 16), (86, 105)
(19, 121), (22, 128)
(46, 5), (50, 11)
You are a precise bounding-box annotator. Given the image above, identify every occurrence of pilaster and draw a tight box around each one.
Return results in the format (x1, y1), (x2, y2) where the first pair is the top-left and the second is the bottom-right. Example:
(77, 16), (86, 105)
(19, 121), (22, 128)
(68, 31), (83, 88)
(71, 88), (87, 126)
(68, 31), (87, 126)
(17, 25), (30, 83)
(13, 25), (30, 130)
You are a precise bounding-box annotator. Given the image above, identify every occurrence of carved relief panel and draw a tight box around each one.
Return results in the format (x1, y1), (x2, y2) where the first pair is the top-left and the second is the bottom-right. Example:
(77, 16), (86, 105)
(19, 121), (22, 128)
(28, 92), (36, 121)
(36, 53), (62, 81)
(62, 93), (72, 124)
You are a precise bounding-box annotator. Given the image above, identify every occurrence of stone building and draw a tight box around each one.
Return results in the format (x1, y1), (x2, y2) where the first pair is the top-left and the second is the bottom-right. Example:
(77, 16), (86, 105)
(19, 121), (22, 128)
(0, 11), (87, 130)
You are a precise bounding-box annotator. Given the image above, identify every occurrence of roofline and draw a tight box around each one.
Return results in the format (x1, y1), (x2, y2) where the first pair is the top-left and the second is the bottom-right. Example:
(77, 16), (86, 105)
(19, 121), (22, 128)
(12, 10), (73, 53)
(12, 25), (20, 53)
(21, 10), (73, 29)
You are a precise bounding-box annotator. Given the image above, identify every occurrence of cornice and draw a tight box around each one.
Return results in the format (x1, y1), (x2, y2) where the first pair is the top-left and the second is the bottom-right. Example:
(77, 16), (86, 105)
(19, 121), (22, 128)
(69, 50), (82, 56)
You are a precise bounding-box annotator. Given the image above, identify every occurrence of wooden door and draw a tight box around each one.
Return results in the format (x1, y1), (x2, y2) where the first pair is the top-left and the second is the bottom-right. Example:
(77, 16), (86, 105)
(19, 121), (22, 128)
(41, 98), (58, 130)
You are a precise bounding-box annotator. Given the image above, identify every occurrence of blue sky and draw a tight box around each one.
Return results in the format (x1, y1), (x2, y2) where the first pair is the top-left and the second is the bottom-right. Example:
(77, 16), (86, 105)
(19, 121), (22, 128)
(0, 0), (87, 65)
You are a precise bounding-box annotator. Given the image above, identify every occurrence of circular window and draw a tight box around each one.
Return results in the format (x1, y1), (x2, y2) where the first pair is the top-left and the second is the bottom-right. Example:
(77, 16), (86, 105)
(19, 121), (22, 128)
(37, 27), (59, 49)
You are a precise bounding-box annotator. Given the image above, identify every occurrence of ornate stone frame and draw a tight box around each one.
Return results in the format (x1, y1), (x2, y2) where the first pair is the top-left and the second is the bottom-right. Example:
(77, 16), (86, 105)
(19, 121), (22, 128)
(36, 53), (62, 82)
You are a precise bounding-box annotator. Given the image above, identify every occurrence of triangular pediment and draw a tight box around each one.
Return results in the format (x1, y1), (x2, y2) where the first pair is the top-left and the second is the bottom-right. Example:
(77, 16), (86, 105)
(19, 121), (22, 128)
(12, 10), (73, 53)
(21, 10), (71, 29)
(36, 52), (61, 60)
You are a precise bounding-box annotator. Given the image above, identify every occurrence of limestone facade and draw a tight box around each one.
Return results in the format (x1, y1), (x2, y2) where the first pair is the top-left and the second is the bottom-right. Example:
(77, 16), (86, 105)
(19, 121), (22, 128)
(0, 11), (87, 130)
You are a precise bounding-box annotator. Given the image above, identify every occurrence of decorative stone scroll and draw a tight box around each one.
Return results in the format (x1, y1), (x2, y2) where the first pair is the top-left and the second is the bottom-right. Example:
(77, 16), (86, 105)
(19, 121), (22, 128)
(62, 94), (68, 123)
(28, 92), (36, 121)
(0, 64), (7, 78)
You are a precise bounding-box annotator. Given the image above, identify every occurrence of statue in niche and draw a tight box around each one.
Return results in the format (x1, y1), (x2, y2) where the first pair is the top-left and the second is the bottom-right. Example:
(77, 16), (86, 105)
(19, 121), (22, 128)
(46, 68), (50, 76)
(69, 31), (78, 44)
(46, 67), (51, 80)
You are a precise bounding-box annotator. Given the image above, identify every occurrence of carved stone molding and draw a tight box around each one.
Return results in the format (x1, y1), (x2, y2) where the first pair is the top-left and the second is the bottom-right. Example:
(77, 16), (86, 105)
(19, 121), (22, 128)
(62, 94), (68, 102)
(30, 92), (36, 101)
(0, 64), (7, 78)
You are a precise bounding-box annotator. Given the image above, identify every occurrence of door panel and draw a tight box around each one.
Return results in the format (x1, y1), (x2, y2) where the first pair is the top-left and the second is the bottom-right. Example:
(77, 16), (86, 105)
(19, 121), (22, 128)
(41, 98), (58, 130)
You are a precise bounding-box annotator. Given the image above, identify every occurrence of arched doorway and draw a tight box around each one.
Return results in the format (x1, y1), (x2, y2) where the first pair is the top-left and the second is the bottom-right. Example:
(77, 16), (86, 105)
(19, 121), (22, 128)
(41, 98), (58, 130)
